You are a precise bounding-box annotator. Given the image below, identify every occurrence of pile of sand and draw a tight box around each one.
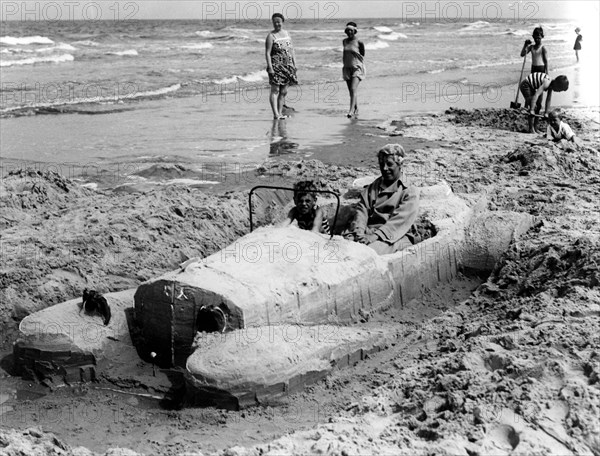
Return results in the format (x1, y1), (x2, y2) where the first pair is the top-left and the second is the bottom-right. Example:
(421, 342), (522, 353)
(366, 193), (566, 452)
(445, 107), (586, 133)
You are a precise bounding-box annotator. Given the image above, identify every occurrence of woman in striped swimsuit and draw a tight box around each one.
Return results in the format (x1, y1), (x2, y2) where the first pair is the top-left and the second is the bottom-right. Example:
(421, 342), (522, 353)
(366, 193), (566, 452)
(519, 73), (569, 133)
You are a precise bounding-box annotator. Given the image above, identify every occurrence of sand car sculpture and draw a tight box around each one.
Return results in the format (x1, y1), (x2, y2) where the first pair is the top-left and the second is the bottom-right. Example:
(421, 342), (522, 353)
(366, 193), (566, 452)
(14, 181), (534, 409)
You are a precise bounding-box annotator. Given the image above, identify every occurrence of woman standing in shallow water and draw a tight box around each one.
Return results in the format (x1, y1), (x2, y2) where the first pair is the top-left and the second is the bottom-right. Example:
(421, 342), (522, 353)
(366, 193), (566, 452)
(265, 13), (298, 120)
(573, 27), (582, 62)
(342, 21), (365, 118)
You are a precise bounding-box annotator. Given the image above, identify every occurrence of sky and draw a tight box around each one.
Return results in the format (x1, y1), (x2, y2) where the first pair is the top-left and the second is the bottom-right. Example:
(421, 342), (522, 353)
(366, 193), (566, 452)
(0, 0), (598, 21)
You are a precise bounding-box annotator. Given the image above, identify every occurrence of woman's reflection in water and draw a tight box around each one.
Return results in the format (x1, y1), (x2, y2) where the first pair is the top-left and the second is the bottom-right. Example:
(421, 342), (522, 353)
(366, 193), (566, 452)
(269, 119), (299, 155)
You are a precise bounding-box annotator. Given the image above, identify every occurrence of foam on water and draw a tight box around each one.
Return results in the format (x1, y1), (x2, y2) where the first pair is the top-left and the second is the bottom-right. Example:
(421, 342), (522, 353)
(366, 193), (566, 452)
(0, 35), (54, 45)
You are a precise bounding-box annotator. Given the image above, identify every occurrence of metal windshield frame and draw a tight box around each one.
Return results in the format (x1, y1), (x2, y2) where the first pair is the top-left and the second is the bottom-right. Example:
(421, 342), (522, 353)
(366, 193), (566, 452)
(248, 185), (341, 239)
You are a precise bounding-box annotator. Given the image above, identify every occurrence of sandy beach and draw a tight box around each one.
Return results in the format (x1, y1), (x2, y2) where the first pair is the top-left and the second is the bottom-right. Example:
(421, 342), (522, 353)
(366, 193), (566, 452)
(1, 103), (599, 455)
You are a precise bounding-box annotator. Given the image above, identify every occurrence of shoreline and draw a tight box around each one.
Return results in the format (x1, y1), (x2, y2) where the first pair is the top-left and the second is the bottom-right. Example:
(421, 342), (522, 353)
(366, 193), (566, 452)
(2, 54), (598, 175)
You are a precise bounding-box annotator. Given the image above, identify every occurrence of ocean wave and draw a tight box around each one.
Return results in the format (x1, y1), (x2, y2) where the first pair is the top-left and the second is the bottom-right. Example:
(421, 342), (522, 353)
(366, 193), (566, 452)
(303, 62), (340, 70)
(505, 29), (530, 37)
(105, 49), (138, 56)
(378, 32), (407, 41)
(0, 53), (74, 67)
(296, 46), (338, 52)
(365, 40), (389, 50)
(291, 29), (340, 34)
(426, 68), (449, 74)
(423, 57), (521, 75)
(1, 83), (182, 117)
(212, 71), (266, 85)
(460, 21), (491, 32)
(181, 43), (214, 50)
(0, 48), (32, 54)
(462, 58), (521, 70)
(373, 26), (393, 33)
(36, 43), (77, 53)
(144, 84), (181, 95)
(0, 35), (54, 45)
(73, 40), (99, 46)
(214, 29), (250, 41)
(195, 30), (215, 37)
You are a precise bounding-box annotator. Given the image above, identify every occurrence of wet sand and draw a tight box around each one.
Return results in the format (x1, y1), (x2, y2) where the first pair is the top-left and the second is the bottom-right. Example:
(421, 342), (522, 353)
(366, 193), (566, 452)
(1, 106), (599, 455)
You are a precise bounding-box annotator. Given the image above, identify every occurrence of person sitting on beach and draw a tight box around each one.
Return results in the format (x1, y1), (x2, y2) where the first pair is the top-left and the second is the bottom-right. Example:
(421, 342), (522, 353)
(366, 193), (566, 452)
(520, 26), (548, 74)
(342, 21), (366, 118)
(343, 144), (419, 255)
(546, 110), (578, 143)
(281, 181), (331, 234)
(519, 73), (569, 133)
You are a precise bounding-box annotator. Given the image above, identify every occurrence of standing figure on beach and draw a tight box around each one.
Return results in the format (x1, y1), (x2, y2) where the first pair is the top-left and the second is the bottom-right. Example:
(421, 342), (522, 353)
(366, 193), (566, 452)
(520, 26), (548, 74)
(573, 28), (582, 63)
(281, 181), (331, 235)
(519, 73), (569, 133)
(265, 13), (298, 120)
(342, 22), (366, 118)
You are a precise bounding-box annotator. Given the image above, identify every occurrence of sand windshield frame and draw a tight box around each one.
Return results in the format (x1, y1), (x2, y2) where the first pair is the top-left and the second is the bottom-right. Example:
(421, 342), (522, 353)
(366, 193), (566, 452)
(248, 185), (341, 239)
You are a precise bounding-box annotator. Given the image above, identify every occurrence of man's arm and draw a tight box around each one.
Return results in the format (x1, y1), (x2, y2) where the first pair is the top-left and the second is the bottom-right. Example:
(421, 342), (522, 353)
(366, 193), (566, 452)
(352, 189), (370, 240)
(374, 186), (420, 243)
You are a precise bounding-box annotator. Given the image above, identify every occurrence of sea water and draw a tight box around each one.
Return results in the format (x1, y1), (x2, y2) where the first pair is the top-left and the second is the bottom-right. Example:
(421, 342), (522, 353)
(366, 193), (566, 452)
(0, 18), (597, 185)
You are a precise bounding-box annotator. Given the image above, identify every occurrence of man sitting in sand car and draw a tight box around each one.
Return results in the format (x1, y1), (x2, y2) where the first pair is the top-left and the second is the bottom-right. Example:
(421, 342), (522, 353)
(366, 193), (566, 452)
(344, 144), (419, 255)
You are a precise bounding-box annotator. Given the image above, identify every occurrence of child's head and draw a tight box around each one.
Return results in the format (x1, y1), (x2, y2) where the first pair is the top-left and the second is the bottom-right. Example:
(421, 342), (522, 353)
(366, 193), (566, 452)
(533, 26), (544, 39)
(547, 110), (561, 129)
(551, 75), (569, 92)
(575, 27), (581, 34)
(293, 181), (318, 213)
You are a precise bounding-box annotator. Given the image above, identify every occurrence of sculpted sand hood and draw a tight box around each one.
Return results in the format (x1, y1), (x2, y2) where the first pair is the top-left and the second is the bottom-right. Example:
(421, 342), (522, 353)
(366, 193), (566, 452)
(133, 227), (395, 367)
